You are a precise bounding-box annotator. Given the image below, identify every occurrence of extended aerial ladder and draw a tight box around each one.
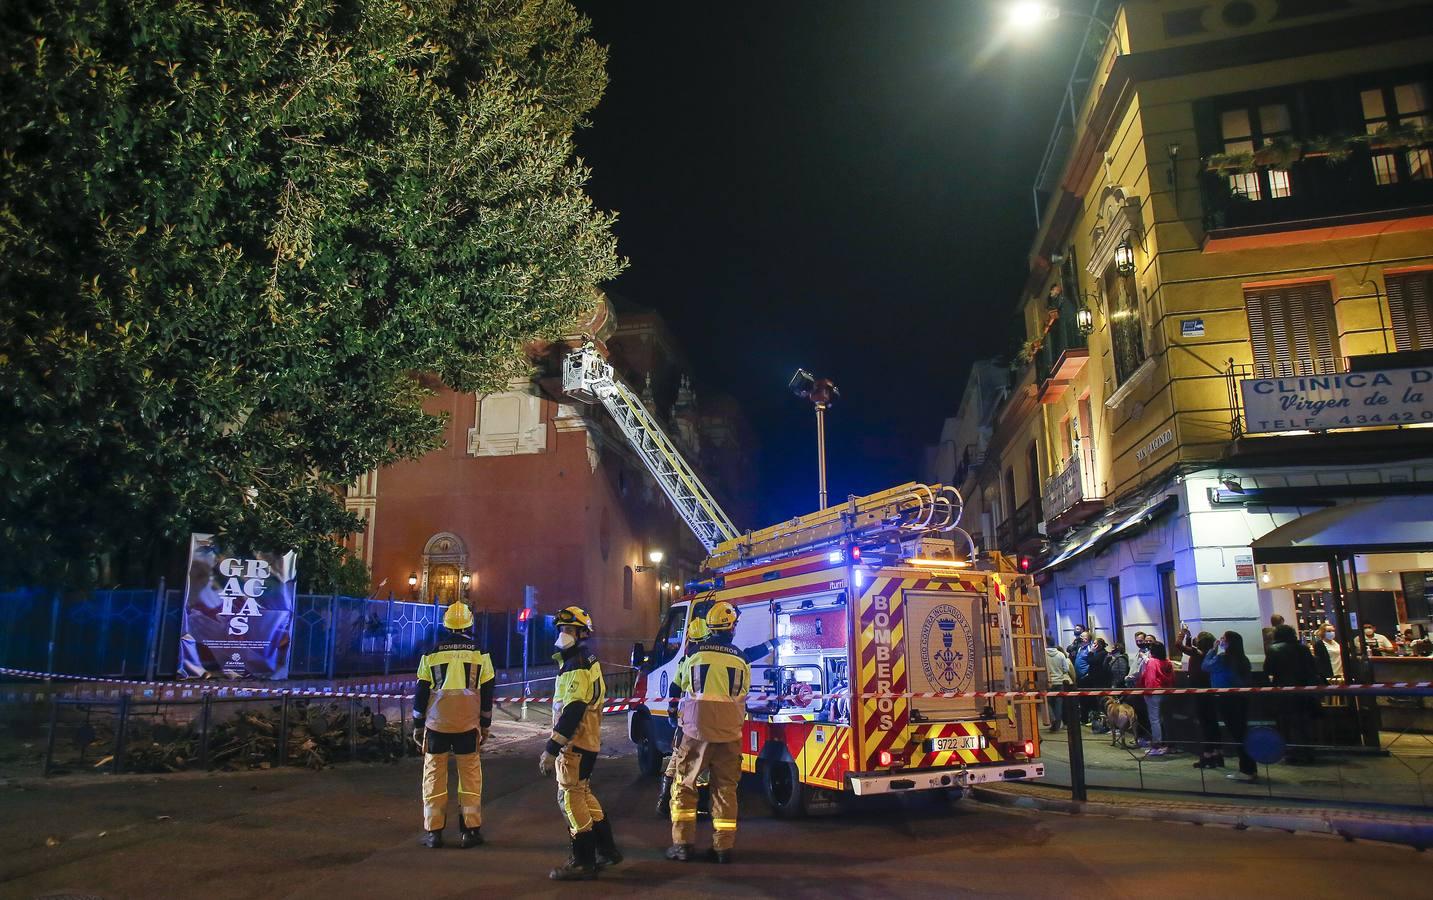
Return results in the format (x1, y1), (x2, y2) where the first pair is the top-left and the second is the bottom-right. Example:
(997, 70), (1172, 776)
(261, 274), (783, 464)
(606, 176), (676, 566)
(563, 343), (740, 552)
(561, 343), (972, 565)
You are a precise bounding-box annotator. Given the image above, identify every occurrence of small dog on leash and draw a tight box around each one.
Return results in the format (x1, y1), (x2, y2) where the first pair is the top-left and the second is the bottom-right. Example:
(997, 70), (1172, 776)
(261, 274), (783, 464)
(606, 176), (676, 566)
(1103, 695), (1139, 748)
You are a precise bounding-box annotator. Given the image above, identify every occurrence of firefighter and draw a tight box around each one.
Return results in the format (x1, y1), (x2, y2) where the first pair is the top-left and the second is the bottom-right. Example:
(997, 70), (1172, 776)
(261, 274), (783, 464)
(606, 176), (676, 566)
(539, 605), (622, 880)
(657, 615), (775, 818)
(666, 600), (751, 864)
(655, 616), (708, 817)
(412, 601), (494, 849)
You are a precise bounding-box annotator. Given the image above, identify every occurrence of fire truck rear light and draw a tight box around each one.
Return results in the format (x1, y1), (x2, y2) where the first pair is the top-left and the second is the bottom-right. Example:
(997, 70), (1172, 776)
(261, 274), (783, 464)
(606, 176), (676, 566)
(878, 750), (893, 767)
(1024, 740), (1035, 757)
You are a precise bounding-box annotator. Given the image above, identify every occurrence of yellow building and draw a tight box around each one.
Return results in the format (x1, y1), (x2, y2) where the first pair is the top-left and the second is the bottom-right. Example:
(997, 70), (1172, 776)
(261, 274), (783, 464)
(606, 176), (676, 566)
(970, 0), (1433, 663)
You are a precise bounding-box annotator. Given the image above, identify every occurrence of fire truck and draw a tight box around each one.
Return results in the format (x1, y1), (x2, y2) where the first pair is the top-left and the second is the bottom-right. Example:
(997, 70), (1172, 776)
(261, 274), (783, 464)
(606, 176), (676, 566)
(563, 345), (1045, 814)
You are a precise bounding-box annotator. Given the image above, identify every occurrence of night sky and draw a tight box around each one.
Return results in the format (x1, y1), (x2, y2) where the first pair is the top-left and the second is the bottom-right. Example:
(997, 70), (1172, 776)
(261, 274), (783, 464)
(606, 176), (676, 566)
(571, 1), (1087, 526)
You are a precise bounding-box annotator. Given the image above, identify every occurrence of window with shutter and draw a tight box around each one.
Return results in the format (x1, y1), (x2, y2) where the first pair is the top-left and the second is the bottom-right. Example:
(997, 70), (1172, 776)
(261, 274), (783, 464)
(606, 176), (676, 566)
(1243, 282), (1340, 377)
(1386, 271), (1433, 352)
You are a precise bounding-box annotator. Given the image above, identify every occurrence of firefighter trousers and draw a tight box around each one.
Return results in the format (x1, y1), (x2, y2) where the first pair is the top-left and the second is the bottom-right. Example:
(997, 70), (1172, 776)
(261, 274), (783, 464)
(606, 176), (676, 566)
(421, 729), (482, 831)
(670, 737), (740, 851)
(556, 746), (605, 836)
(663, 727), (685, 779)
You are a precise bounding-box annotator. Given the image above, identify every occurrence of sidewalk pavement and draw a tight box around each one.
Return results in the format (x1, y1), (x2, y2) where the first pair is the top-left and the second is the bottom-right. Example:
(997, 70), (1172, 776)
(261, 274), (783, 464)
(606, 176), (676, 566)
(977, 724), (1433, 849)
(1038, 720), (1433, 809)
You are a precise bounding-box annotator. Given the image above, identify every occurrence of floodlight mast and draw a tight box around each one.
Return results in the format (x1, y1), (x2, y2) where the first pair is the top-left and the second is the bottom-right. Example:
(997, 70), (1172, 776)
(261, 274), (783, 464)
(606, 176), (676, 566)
(562, 344), (739, 553)
(789, 368), (839, 510)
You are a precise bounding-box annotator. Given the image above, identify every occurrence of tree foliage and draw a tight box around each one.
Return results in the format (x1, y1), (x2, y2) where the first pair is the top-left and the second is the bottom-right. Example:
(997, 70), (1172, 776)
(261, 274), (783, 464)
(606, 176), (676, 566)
(0, 0), (621, 591)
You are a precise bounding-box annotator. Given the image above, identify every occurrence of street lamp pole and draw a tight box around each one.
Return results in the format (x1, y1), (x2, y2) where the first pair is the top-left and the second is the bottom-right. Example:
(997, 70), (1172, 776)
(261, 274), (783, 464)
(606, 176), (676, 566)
(790, 368), (840, 510)
(815, 401), (829, 511)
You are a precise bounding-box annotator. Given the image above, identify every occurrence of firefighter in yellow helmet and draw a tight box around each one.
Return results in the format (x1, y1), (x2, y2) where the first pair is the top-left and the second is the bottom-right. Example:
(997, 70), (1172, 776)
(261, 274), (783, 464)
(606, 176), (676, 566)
(412, 601), (494, 849)
(539, 605), (622, 880)
(655, 615), (708, 816)
(666, 599), (751, 863)
(657, 611), (775, 817)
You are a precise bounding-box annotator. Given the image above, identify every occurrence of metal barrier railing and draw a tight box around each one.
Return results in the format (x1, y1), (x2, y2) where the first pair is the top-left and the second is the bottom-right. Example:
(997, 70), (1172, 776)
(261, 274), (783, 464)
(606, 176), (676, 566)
(1045, 689), (1433, 810)
(8, 662), (642, 777)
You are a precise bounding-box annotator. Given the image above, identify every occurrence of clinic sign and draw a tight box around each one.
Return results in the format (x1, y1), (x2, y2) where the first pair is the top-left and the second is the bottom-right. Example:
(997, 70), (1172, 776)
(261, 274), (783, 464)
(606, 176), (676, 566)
(179, 533), (297, 679)
(1240, 366), (1433, 435)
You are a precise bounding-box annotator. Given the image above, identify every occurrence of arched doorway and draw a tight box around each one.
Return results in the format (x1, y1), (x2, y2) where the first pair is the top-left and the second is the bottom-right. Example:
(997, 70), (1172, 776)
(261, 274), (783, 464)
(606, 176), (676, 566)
(422, 532), (469, 604)
(429, 564), (461, 605)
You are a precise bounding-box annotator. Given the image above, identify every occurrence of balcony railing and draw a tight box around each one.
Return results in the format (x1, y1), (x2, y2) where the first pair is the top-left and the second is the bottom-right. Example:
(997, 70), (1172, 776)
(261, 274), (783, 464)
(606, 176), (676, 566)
(1224, 353), (1433, 439)
(1200, 149), (1433, 233)
(1225, 356), (1346, 438)
(1042, 443), (1104, 530)
(1036, 303), (1091, 392)
(995, 500), (1041, 553)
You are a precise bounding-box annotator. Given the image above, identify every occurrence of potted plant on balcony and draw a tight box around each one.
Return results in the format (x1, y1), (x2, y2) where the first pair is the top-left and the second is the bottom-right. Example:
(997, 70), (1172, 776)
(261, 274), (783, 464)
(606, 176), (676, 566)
(1204, 151), (1256, 174)
(1366, 122), (1433, 151)
(1252, 136), (1302, 168)
(1303, 133), (1359, 163)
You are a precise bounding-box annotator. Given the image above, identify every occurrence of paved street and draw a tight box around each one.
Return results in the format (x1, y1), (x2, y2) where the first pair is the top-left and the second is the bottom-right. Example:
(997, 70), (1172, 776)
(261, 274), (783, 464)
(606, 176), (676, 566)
(0, 717), (1425, 899)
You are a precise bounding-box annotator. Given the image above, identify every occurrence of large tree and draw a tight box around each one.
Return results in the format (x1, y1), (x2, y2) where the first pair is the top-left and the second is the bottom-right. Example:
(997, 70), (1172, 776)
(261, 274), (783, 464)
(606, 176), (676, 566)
(0, 0), (621, 591)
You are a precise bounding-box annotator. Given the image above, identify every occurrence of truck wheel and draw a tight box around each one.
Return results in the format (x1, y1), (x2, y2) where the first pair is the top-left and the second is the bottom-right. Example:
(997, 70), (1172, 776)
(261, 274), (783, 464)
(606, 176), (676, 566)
(762, 759), (807, 818)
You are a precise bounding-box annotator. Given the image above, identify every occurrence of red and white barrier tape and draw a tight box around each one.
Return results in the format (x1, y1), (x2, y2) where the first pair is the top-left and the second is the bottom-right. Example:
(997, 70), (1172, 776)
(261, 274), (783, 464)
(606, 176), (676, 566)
(4, 666), (1430, 706)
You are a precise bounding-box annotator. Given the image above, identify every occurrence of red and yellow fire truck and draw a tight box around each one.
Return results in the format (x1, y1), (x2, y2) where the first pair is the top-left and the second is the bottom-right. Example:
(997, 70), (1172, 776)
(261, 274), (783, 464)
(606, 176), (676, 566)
(563, 346), (1045, 813)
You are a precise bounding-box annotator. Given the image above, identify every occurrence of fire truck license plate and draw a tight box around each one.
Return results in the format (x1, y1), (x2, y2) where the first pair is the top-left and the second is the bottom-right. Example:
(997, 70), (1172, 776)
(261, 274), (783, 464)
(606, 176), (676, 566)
(926, 735), (984, 752)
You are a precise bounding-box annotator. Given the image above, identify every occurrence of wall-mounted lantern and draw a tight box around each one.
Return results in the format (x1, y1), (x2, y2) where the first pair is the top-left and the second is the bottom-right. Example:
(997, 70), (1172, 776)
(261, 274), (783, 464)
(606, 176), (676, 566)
(1114, 238), (1135, 276)
(1076, 304), (1095, 336)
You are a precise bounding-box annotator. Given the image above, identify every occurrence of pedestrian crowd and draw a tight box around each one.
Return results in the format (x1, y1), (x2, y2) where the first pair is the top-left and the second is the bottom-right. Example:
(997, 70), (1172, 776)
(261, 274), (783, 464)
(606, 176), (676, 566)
(1039, 613), (1414, 784)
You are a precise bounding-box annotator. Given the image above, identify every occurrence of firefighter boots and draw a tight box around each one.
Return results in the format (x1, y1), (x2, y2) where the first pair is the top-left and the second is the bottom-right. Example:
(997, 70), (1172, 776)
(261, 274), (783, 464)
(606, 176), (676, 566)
(458, 825), (484, 849)
(592, 818), (623, 868)
(420, 829), (443, 849)
(664, 843), (695, 862)
(549, 832), (599, 881)
(708, 847), (733, 864)
(655, 775), (674, 818)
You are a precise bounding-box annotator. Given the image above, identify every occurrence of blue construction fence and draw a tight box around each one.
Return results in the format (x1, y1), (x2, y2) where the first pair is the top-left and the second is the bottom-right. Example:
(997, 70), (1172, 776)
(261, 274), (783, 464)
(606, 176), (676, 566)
(0, 587), (557, 681)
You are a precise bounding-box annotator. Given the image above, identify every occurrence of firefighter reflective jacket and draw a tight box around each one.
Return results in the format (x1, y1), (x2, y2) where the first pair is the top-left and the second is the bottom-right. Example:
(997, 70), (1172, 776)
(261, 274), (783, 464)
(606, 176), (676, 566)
(413, 633), (495, 734)
(675, 639), (751, 743)
(548, 647), (605, 754)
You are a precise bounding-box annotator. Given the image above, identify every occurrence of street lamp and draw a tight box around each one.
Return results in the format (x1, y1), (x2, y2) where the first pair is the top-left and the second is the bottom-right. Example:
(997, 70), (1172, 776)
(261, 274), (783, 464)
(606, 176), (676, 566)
(636, 548), (665, 573)
(789, 368), (840, 510)
(1006, 1), (1061, 29)
(408, 572), (418, 601)
(1114, 238), (1136, 276)
(1004, 1), (1114, 40)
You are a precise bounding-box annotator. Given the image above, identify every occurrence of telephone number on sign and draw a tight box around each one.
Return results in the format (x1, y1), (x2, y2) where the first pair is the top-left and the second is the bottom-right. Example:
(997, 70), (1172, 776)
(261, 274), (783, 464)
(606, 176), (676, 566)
(1331, 412), (1433, 425)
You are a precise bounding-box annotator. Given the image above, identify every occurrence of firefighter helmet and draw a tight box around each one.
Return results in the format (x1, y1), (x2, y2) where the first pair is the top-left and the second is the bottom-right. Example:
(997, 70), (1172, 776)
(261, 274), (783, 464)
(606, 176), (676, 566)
(555, 605), (594, 634)
(687, 616), (710, 643)
(442, 601), (474, 631)
(704, 600), (738, 632)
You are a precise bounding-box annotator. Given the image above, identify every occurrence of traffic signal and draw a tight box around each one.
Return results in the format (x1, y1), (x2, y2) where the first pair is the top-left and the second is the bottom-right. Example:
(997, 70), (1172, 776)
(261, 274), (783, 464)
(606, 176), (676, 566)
(517, 606), (534, 634)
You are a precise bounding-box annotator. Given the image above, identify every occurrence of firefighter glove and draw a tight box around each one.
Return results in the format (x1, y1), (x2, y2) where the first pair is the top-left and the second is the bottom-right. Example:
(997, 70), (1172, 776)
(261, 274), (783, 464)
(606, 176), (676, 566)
(480, 727), (490, 747)
(538, 749), (555, 776)
(411, 721), (426, 752)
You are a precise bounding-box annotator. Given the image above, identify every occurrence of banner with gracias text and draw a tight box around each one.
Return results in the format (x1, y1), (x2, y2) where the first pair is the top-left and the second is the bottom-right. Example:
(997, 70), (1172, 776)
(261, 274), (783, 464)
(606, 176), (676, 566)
(179, 533), (297, 679)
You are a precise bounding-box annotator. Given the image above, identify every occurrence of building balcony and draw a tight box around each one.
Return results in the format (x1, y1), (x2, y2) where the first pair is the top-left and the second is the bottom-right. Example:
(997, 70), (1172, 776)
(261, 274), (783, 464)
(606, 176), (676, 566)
(1224, 352), (1433, 442)
(1036, 306), (1090, 404)
(1199, 153), (1433, 239)
(1041, 445), (1105, 535)
(995, 500), (1041, 554)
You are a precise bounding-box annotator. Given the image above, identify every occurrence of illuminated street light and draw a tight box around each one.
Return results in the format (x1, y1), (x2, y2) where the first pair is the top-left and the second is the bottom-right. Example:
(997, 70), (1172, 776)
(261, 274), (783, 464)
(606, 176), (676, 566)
(636, 548), (665, 573)
(1006, 1), (1061, 29)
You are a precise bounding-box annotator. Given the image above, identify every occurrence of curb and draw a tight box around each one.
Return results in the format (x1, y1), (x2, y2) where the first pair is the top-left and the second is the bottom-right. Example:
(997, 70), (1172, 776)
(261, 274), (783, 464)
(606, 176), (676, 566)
(969, 786), (1433, 850)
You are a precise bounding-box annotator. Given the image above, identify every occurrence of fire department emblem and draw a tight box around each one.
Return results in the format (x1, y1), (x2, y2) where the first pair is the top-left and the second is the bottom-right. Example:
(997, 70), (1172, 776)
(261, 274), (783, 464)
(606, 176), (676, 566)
(920, 604), (974, 692)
